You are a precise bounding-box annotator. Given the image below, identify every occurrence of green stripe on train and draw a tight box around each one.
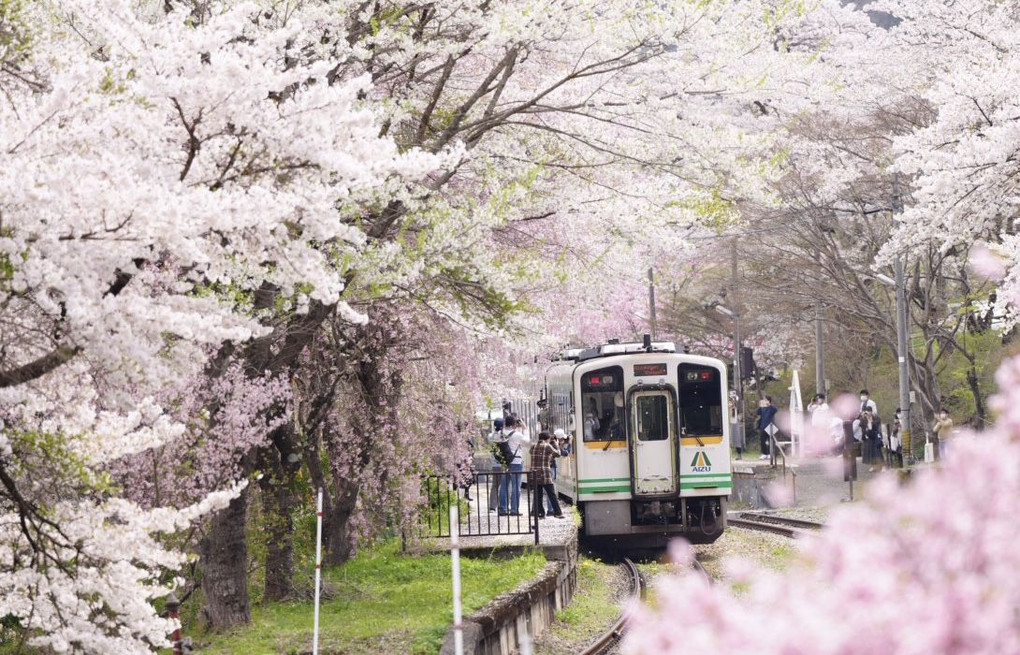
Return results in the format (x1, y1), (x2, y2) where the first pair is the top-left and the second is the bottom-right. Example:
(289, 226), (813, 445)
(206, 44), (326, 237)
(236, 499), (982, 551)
(578, 485), (631, 493)
(579, 484), (732, 493)
(578, 477), (631, 483)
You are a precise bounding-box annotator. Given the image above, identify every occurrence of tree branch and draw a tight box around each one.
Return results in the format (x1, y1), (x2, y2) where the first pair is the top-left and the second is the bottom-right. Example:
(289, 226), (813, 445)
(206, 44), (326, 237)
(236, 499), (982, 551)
(0, 346), (80, 388)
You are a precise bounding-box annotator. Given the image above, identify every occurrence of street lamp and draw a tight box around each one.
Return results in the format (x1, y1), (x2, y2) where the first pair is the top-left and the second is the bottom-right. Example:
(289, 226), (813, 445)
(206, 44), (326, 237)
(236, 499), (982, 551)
(874, 273), (896, 287)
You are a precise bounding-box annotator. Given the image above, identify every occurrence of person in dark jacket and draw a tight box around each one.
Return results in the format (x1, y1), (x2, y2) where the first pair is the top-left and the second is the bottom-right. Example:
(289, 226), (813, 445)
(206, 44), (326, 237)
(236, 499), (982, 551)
(859, 407), (883, 471)
(755, 396), (778, 459)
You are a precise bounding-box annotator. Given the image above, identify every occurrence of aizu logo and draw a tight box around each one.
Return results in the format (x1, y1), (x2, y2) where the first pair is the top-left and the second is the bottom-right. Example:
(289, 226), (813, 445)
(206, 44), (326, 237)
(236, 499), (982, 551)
(690, 451), (712, 473)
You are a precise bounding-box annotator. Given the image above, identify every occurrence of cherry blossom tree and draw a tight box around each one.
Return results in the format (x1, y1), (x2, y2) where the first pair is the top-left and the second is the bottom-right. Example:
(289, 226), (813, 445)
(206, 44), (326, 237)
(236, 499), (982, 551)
(294, 304), (481, 565)
(872, 1), (1020, 269)
(0, 0), (438, 648)
(232, 0), (809, 590)
(620, 4), (1020, 647)
(12, 0), (1012, 647)
(640, 1), (1007, 433)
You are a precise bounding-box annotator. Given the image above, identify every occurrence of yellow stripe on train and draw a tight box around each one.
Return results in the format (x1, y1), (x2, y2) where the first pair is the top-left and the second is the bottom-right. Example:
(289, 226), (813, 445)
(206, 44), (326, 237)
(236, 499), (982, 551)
(680, 436), (723, 445)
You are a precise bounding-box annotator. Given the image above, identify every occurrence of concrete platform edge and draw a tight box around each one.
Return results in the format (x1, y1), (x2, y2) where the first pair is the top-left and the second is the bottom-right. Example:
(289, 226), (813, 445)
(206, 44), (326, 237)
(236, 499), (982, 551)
(440, 524), (579, 655)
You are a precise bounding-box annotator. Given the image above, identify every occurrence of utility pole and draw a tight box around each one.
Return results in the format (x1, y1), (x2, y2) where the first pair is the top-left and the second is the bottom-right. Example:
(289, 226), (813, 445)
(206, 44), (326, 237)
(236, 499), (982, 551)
(815, 301), (825, 396)
(891, 174), (912, 465)
(648, 267), (657, 340)
(895, 254), (912, 464)
(731, 239), (745, 452)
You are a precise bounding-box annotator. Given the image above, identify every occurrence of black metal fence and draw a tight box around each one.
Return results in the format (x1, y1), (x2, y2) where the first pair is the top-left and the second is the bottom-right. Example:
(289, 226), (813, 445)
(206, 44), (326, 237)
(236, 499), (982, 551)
(420, 472), (539, 545)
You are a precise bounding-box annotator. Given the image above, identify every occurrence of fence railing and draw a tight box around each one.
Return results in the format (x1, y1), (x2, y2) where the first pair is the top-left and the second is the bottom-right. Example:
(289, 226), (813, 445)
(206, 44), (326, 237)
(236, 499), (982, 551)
(420, 472), (539, 545)
(770, 433), (797, 504)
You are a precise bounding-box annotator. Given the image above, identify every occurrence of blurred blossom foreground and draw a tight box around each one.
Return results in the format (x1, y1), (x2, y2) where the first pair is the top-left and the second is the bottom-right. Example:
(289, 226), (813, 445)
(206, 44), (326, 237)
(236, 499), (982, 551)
(624, 356), (1020, 655)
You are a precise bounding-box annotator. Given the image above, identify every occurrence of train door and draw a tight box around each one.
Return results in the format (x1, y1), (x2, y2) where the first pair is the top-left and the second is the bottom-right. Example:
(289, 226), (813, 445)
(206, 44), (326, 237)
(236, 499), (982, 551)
(630, 390), (677, 495)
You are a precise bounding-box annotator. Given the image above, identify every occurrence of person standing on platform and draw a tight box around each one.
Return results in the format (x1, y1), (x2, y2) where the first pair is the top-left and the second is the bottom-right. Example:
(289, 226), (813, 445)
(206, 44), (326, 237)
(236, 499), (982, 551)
(932, 409), (954, 459)
(859, 389), (878, 417)
(755, 396), (778, 459)
(530, 432), (565, 519)
(499, 417), (530, 516)
(860, 407), (883, 472)
(889, 408), (904, 467)
(486, 418), (505, 512)
(809, 393), (838, 456)
(809, 393), (829, 421)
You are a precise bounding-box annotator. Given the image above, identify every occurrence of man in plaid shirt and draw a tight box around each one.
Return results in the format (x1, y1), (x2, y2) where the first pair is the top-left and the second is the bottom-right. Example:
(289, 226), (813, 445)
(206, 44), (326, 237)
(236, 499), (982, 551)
(530, 432), (566, 519)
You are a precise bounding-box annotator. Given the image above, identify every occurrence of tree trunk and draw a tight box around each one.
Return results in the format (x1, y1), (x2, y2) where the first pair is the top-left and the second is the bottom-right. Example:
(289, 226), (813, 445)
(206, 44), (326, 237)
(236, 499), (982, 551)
(196, 296), (335, 625)
(319, 322), (407, 565)
(261, 476), (295, 601)
(324, 477), (359, 565)
(201, 488), (251, 629)
(966, 366), (987, 428)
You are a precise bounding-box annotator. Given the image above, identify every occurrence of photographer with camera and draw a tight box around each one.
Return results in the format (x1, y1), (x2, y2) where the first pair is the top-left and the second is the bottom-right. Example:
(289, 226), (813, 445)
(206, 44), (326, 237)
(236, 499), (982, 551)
(530, 432), (566, 519)
(485, 418), (505, 512)
(497, 416), (530, 516)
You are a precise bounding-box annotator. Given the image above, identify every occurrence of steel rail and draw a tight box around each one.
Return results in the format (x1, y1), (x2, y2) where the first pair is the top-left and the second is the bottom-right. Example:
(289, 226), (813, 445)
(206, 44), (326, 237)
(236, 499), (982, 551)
(580, 558), (643, 655)
(691, 557), (712, 585)
(738, 512), (824, 531)
(728, 517), (800, 538)
(729, 513), (825, 538)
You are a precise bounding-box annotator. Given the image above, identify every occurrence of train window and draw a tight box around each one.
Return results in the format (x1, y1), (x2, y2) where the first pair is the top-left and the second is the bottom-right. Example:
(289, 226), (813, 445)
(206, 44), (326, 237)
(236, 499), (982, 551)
(678, 364), (723, 435)
(580, 366), (624, 442)
(634, 395), (670, 441)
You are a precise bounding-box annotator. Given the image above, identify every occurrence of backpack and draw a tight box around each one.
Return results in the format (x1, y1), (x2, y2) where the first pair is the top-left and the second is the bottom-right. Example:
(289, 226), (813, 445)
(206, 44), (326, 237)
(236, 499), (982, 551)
(493, 436), (518, 468)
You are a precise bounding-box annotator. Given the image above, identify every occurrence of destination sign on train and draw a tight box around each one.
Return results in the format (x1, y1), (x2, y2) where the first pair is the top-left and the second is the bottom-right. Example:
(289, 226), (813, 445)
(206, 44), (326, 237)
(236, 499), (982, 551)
(633, 363), (667, 376)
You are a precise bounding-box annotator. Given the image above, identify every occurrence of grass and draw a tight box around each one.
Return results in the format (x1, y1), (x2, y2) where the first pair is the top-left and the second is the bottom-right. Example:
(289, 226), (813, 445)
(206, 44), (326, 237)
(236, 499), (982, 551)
(194, 539), (546, 655)
(548, 556), (619, 634)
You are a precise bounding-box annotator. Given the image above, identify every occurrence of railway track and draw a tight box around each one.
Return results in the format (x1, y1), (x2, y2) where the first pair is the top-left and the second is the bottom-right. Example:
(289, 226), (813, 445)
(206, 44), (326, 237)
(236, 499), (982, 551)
(728, 512), (824, 538)
(579, 558), (643, 655)
(690, 556), (711, 585)
(575, 516), (820, 654)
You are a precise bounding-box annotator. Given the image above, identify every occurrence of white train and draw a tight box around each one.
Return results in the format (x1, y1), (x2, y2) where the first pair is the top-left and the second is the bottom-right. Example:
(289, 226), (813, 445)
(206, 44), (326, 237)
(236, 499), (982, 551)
(544, 337), (730, 546)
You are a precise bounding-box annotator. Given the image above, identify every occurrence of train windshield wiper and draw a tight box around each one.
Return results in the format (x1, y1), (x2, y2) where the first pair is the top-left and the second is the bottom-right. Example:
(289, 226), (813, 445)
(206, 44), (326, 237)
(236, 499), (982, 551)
(682, 427), (704, 446)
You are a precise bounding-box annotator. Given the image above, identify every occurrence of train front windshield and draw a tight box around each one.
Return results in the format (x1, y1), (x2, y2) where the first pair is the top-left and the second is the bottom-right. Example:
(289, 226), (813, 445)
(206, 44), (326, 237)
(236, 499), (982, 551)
(678, 364), (723, 435)
(580, 366), (624, 441)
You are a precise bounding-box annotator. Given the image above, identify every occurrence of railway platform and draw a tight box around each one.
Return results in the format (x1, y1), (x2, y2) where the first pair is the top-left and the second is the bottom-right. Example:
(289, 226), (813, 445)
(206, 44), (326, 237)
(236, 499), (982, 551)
(427, 471), (579, 553)
(733, 454), (903, 510)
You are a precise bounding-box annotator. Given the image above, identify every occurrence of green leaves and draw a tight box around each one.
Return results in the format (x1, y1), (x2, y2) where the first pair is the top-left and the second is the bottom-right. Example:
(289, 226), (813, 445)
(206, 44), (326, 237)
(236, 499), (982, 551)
(0, 0), (32, 65)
